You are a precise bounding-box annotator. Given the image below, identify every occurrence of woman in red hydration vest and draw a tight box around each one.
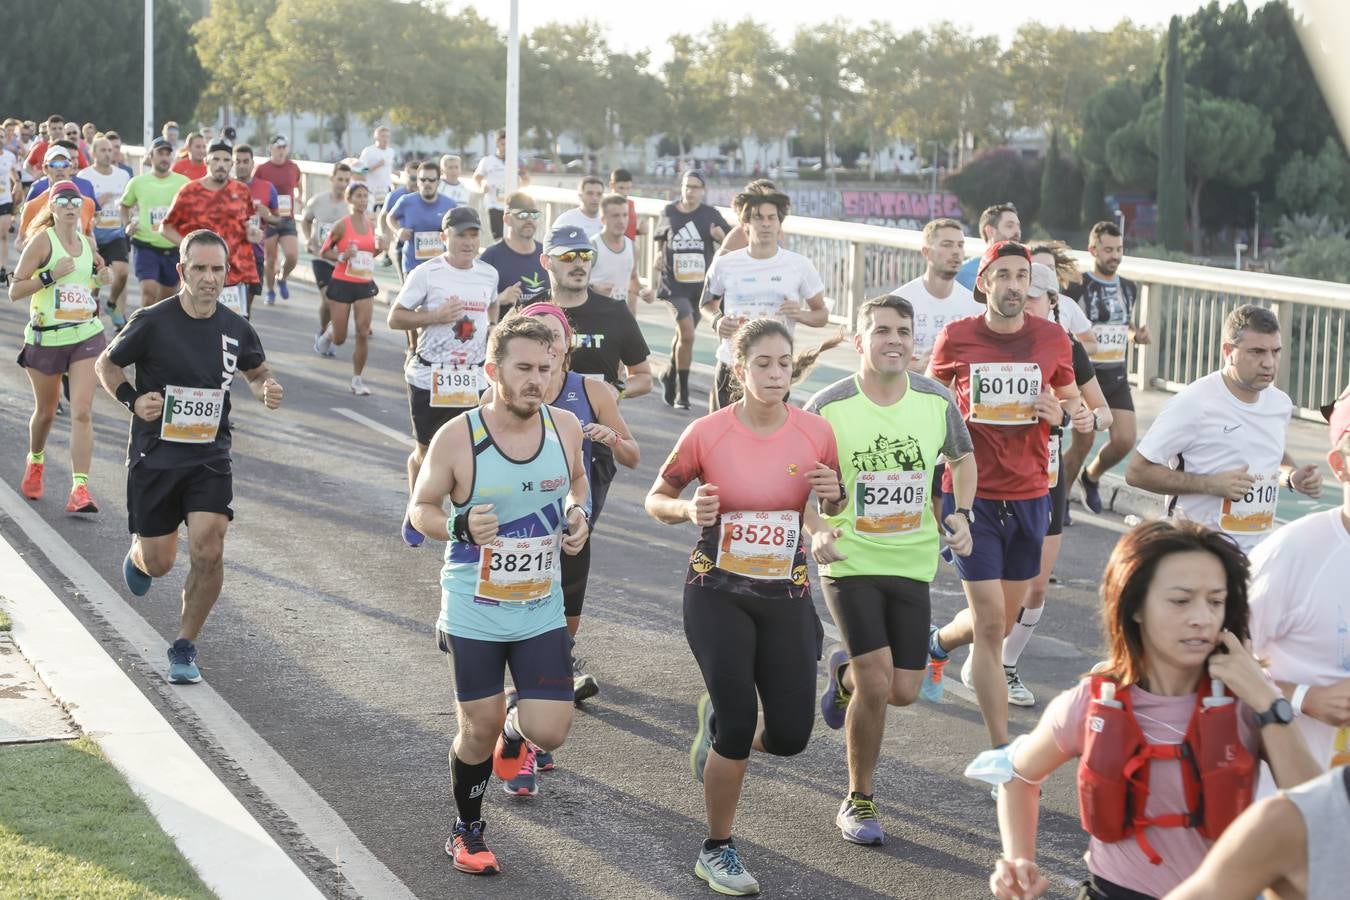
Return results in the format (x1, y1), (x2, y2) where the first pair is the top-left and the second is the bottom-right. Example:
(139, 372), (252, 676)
(988, 519), (1319, 900)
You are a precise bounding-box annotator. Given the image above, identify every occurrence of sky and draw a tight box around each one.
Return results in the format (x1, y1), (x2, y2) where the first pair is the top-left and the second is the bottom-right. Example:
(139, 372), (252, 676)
(471, 0), (1214, 60)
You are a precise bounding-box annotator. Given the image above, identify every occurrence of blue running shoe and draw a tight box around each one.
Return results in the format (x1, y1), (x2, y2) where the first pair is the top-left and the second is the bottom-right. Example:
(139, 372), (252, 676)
(534, 748), (554, 771)
(919, 625), (949, 704)
(402, 513), (425, 548)
(503, 744), (538, 796)
(277, 278), (290, 300)
(820, 646), (851, 730)
(123, 549), (152, 596)
(836, 795), (885, 846)
(265, 289), (276, 305)
(690, 692), (714, 783)
(167, 639), (202, 684)
(1080, 471), (1103, 513)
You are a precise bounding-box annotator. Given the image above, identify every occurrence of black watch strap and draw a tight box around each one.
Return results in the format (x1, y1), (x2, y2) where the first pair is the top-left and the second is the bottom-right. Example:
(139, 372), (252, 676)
(1257, 697), (1294, 726)
(956, 507), (974, 525)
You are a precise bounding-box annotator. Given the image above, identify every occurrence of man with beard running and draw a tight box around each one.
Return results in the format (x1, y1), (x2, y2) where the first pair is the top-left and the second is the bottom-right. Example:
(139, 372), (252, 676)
(480, 192), (547, 314)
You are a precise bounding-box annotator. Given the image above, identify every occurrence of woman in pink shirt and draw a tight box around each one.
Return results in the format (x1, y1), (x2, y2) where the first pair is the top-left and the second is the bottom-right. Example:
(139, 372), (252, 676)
(989, 520), (1319, 900)
(645, 319), (843, 897)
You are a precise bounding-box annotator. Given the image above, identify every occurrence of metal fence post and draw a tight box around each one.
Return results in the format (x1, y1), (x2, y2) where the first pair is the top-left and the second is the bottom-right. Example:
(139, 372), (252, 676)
(1272, 299), (1294, 393)
(1138, 282), (1164, 388)
(846, 242), (866, 330)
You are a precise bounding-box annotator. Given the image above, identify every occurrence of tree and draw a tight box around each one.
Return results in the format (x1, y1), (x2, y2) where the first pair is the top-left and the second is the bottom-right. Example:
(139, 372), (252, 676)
(844, 23), (923, 179)
(191, 0), (277, 127)
(659, 34), (724, 162)
(1109, 90), (1274, 252)
(1157, 16), (1187, 251)
(945, 148), (1041, 226)
(3, 0), (204, 138)
(604, 51), (667, 170)
(1275, 138), (1350, 220)
(1039, 130), (1082, 234)
(783, 23), (857, 185)
(1078, 80), (1143, 226)
(699, 20), (791, 174)
(521, 21), (612, 165)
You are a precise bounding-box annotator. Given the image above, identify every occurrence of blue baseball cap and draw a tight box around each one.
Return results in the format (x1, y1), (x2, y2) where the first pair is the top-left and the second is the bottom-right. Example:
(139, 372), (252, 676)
(545, 224), (591, 255)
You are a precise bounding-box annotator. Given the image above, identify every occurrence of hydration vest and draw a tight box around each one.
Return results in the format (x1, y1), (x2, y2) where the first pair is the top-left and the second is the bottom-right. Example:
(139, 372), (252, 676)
(1076, 675), (1255, 865)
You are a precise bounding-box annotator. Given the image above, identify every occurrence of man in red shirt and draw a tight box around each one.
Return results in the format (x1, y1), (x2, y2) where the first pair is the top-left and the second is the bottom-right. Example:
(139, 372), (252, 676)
(25, 114), (89, 175)
(171, 132), (208, 180)
(233, 144), (279, 317)
(160, 142), (263, 318)
(921, 240), (1090, 749)
(252, 135), (303, 304)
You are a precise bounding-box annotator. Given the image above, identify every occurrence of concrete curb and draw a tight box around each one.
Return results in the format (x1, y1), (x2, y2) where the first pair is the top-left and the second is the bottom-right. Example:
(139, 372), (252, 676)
(0, 534), (325, 900)
(1097, 473), (1167, 520)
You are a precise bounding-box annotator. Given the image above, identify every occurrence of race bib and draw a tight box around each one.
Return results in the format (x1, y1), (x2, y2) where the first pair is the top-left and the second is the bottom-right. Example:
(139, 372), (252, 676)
(673, 253), (706, 284)
(160, 385), (225, 444)
(96, 205), (121, 229)
(414, 231), (444, 260)
(316, 222), (333, 246)
(724, 294), (784, 321)
(475, 534), (558, 603)
(854, 470), (926, 536)
(52, 284), (97, 321)
(1219, 471), (1279, 534)
(1090, 324), (1129, 364)
(149, 206), (169, 227)
(970, 362), (1041, 425)
(347, 250), (374, 280)
(277, 194), (293, 216)
(218, 284), (248, 318)
(1048, 433), (1061, 488)
(247, 214), (261, 233)
(715, 510), (799, 580)
(430, 363), (482, 408)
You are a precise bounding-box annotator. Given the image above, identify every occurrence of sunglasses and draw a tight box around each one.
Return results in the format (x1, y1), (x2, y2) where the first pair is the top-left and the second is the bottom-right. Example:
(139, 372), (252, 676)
(551, 249), (595, 263)
(47, 159), (72, 169)
(510, 210), (541, 220)
(51, 195), (82, 208)
(417, 177), (439, 183)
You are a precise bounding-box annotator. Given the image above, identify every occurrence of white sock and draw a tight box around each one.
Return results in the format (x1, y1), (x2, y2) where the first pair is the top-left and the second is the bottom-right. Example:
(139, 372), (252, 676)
(502, 707), (523, 741)
(1002, 606), (1044, 667)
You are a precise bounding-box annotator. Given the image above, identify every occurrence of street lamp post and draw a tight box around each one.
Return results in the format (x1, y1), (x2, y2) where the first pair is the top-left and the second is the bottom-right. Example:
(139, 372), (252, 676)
(505, 0), (519, 197)
(143, 0), (154, 148)
(1252, 192), (1261, 262)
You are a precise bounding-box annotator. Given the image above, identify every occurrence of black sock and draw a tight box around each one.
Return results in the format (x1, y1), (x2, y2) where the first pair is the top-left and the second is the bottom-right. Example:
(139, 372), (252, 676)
(678, 369), (690, 394)
(703, 837), (733, 852)
(451, 752), (493, 825)
(849, 790), (873, 801)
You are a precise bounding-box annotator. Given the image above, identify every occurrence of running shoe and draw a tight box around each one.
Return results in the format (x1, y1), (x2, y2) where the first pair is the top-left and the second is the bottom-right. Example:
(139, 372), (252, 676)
(503, 744), (538, 796)
(123, 549), (152, 596)
(675, 394), (691, 411)
(314, 331), (334, 357)
(1006, 666), (1035, 707)
(1063, 505), (1074, 527)
(167, 639), (202, 684)
(819, 646), (851, 730)
(961, 652), (975, 690)
(277, 278), (290, 300)
(1080, 471), (1103, 513)
(919, 625), (948, 704)
(110, 308), (126, 329)
(446, 819), (500, 875)
(690, 692), (715, 783)
(661, 367), (677, 407)
(265, 288), (276, 305)
(379, 254), (393, 267)
(20, 461), (44, 500)
(492, 703), (528, 782)
(350, 376), (371, 396)
(572, 656), (599, 703)
(836, 795), (885, 846)
(534, 748), (555, 771)
(401, 513), (425, 548)
(694, 843), (759, 896)
(65, 484), (99, 513)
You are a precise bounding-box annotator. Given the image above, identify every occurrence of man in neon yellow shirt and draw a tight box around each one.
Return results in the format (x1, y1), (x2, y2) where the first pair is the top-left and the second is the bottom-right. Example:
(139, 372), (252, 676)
(119, 138), (188, 308)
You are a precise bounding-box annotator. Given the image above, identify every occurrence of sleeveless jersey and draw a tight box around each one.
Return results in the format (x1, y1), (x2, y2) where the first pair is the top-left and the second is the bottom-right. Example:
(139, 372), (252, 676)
(325, 215), (378, 283)
(25, 227), (102, 347)
(549, 371), (597, 515)
(439, 406), (572, 641)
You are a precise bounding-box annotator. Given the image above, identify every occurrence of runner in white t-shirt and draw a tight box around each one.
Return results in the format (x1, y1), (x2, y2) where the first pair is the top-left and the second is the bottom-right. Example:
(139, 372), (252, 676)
(0, 140), (19, 283)
(436, 155), (471, 206)
(472, 129), (529, 241)
(1126, 304), (1323, 552)
(701, 189), (830, 412)
(588, 193), (650, 315)
(358, 125), (396, 203)
(890, 217), (982, 374)
(552, 175), (605, 239)
(1248, 386), (1350, 792)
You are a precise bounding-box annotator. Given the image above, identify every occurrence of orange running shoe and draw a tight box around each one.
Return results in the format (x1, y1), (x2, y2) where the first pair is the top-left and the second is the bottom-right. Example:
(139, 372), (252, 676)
(493, 728), (528, 782)
(446, 819), (500, 875)
(66, 484), (99, 513)
(21, 461), (44, 500)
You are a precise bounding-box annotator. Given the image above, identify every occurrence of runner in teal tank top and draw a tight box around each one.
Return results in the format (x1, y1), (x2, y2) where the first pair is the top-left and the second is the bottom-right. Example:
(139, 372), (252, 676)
(409, 315), (590, 876)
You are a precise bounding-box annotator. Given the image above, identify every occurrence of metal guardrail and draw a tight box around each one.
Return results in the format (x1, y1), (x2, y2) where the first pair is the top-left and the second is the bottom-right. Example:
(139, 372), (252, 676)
(127, 149), (1350, 419)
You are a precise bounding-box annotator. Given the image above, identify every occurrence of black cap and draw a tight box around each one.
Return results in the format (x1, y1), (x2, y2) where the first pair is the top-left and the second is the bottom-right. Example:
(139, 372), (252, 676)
(150, 137), (173, 152)
(442, 206), (482, 234)
(207, 141), (233, 155)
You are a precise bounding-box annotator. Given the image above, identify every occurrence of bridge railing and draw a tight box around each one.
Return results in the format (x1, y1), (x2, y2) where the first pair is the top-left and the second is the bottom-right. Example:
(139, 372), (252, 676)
(128, 149), (1350, 420)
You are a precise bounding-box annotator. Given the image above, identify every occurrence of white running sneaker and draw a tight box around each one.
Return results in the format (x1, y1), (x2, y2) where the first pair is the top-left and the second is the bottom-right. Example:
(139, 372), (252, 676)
(1005, 666), (1036, 707)
(350, 376), (372, 396)
(961, 652), (975, 690)
(694, 843), (759, 896)
(314, 331), (334, 357)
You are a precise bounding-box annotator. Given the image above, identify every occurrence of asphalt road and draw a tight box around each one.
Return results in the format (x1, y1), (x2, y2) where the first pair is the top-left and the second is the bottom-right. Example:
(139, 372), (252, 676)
(0, 278), (1133, 899)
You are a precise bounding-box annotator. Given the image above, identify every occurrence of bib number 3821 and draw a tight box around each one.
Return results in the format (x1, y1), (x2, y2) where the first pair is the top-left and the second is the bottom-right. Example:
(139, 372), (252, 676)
(160, 385), (225, 443)
(970, 362), (1041, 425)
(715, 510), (798, 580)
(475, 534), (558, 603)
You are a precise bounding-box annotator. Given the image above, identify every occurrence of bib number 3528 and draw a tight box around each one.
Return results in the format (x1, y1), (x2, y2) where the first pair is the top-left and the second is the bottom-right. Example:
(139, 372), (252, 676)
(715, 510), (798, 580)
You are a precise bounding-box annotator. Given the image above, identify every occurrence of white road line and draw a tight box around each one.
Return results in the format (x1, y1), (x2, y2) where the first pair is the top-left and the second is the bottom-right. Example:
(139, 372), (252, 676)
(0, 481), (417, 900)
(334, 407), (415, 448)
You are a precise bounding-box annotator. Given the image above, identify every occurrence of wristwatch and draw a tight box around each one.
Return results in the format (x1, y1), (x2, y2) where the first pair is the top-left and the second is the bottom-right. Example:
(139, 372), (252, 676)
(955, 507), (975, 526)
(1256, 697), (1295, 727)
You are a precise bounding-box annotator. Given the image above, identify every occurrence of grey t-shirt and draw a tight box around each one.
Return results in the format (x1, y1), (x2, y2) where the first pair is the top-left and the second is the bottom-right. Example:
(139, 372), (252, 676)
(303, 193), (349, 247)
(1285, 766), (1350, 900)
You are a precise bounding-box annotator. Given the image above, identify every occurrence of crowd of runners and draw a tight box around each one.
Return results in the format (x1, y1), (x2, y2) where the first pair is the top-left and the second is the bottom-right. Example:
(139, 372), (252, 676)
(4, 112), (1349, 900)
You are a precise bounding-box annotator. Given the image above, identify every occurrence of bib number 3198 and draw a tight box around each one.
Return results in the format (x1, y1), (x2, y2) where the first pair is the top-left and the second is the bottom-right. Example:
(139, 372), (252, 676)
(430, 364), (481, 408)
(716, 510), (798, 580)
